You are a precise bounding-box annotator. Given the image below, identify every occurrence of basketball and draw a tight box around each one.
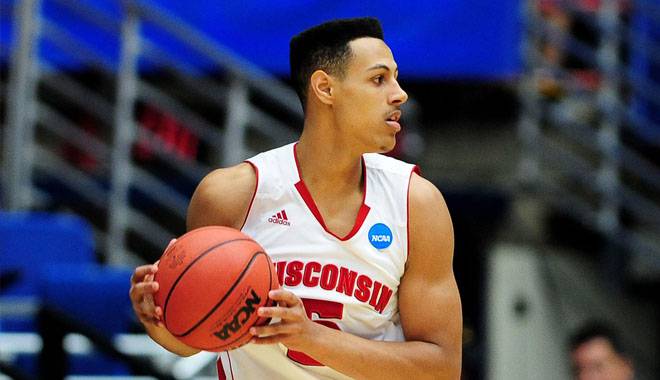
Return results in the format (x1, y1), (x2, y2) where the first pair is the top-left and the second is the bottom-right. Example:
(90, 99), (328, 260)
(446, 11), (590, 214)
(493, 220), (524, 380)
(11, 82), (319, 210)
(153, 226), (279, 352)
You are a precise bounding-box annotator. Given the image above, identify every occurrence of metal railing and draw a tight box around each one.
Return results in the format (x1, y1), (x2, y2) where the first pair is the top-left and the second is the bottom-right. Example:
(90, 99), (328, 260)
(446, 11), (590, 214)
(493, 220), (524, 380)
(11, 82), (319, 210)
(518, 0), (660, 282)
(2, 0), (302, 264)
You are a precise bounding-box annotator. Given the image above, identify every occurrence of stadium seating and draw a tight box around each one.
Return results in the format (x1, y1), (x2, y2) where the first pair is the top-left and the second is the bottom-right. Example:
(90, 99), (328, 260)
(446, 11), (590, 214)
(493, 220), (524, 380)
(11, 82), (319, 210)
(1, 212), (136, 376)
(0, 212), (95, 331)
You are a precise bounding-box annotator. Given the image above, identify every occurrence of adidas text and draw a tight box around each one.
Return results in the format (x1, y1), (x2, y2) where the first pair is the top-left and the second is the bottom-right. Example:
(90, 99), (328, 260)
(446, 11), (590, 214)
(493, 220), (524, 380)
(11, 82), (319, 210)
(268, 217), (291, 226)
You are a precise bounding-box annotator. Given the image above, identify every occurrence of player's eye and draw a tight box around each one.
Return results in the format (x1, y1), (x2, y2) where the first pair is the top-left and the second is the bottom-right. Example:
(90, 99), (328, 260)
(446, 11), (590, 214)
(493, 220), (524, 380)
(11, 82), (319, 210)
(372, 75), (385, 85)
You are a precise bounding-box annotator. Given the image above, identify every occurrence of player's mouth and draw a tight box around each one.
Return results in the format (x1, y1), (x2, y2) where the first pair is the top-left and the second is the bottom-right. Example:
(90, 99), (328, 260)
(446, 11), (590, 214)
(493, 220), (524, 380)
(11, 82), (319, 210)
(385, 110), (402, 132)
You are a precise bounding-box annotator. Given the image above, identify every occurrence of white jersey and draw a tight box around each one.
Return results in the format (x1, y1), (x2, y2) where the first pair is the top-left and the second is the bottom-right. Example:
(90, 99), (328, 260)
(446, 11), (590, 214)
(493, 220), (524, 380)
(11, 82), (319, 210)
(217, 143), (419, 380)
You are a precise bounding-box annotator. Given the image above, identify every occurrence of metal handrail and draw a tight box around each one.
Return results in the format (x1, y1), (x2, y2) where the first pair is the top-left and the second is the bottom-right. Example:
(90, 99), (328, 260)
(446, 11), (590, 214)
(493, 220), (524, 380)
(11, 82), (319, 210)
(40, 19), (116, 71)
(127, 208), (173, 252)
(619, 186), (660, 226)
(625, 230), (660, 261)
(619, 145), (660, 190)
(537, 176), (599, 227)
(2, 0), (415, 268)
(141, 37), (212, 75)
(542, 118), (660, 230)
(135, 126), (212, 180)
(580, 90), (660, 148)
(538, 137), (660, 238)
(250, 107), (300, 145)
(518, 0), (660, 284)
(541, 136), (597, 190)
(137, 81), (223, 142)
(536, 16), (599, 67)
(131, 167), (189, 219)
(40, 63), (115, 123)
(33, 146), (108, 208)
(38, 104), (110, 162)
(140, 39), (232, 102)
(532, 26), (660, 107)
(546, 111), (660, 190)
(128, 0), (302, 117)
(51, 0), (121, 35)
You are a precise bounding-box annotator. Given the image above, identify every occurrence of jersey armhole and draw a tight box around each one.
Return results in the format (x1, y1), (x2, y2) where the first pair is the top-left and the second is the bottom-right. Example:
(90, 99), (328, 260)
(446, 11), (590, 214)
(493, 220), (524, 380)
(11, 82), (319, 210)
(406, 165), (421, 260)
(239, 160), (259, 231)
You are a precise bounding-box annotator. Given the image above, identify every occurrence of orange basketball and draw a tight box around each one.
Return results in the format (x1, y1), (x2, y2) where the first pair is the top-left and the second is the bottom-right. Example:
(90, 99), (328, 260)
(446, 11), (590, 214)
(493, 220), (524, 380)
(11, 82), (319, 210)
(154, 226), (279, 352)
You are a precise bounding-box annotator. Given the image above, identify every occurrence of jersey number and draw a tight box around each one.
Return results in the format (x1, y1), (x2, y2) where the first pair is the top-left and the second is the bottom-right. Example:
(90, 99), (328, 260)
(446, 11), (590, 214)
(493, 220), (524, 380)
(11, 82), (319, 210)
(286, 298), (343, 366)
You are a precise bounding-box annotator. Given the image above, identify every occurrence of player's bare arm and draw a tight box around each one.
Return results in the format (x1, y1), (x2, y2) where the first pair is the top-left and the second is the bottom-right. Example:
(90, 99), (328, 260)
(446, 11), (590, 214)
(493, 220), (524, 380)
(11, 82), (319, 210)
(186, 162), (257, 231)
(251, 172), (462, 379)
(129, 163), (256, 357)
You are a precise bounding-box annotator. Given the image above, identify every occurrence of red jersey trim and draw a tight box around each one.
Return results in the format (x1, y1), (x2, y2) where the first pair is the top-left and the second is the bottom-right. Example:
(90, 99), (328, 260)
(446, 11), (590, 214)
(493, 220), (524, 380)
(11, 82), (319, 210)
(406, 165), (421, 259)
(293, 143), (371, 241)
(216, 358), (225, 380)
(239, 161), (259, 231)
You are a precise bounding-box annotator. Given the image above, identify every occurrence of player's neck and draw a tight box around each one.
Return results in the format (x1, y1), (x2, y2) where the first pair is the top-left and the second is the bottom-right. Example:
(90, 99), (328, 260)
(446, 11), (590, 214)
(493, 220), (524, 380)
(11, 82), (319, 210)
(297, 122), (364, 195)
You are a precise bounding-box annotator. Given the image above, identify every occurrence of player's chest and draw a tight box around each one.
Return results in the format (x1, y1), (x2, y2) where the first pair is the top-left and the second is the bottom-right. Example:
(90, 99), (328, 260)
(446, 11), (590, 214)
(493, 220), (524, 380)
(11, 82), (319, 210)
(246, 203), (405, 278)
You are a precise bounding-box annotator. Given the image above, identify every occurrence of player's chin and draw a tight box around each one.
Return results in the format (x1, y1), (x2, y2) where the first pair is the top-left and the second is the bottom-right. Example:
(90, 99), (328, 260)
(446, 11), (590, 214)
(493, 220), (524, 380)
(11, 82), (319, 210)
(375, 138), (397, 154)
(362, 130), (397, 154)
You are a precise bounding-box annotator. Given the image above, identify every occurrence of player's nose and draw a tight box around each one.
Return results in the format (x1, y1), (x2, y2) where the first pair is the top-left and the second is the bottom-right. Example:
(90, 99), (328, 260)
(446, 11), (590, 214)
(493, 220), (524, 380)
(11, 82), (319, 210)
(389, 81), (408, 105)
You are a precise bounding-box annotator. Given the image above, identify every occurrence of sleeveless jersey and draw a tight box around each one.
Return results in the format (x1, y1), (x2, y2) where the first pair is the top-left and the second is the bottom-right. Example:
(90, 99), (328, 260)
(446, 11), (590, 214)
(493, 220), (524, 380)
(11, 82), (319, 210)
(217, 142), (419, 380)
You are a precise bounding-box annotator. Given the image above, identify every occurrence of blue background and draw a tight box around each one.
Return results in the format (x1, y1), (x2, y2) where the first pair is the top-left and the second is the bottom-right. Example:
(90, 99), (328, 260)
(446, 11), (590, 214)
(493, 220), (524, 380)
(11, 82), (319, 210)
(0, 0), (522, 79)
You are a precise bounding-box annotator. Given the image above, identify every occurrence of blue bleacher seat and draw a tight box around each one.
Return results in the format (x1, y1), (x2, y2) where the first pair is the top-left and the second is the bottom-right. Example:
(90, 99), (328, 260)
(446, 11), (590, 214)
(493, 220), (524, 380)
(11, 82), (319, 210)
(1, 213), (136, 376)
(0, 212), (95, 331)
(38, 263), (134, 336)
(38, 263), (134, 375)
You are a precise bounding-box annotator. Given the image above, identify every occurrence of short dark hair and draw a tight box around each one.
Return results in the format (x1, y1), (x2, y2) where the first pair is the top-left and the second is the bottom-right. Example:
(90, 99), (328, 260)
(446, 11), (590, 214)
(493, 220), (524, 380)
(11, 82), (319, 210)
(569, 321), (626, 355)
(289, 17), (384, 109)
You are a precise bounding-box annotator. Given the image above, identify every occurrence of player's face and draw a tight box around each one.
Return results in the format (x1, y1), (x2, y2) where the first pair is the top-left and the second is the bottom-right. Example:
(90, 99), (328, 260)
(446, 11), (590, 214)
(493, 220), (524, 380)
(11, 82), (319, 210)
(332, 37), (408, 153)
(571, 338), (634, 380)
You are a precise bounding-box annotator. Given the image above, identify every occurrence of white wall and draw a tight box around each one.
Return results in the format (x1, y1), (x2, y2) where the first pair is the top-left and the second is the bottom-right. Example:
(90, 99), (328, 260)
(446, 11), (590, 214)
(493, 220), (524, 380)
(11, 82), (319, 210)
(487, 244), (571, 380)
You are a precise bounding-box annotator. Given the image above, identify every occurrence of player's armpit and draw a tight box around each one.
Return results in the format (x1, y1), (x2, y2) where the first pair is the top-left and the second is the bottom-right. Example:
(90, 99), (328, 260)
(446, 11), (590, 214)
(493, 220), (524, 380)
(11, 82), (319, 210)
(186, 162), (257, 231)
(398, 172), (462, 377)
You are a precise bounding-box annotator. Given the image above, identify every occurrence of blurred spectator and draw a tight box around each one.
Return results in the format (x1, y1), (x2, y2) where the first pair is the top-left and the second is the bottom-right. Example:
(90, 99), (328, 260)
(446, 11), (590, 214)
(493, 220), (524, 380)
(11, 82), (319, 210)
(535, 0), (631, 99)
(569, 321), (634, 380)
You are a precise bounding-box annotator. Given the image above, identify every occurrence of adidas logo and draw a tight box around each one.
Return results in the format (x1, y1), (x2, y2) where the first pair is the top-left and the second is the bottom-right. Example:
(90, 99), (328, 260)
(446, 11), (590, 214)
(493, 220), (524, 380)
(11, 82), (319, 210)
(268, 209), (291, 226)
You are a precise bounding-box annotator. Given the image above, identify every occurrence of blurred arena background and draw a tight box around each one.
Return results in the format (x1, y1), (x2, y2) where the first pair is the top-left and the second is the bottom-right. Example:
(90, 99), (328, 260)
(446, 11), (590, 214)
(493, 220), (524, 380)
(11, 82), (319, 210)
(0, 0), (658, 379)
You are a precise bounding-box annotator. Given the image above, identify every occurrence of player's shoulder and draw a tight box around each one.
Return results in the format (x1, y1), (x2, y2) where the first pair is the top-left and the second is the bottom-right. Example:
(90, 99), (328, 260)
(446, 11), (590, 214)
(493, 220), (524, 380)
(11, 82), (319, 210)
(409, 172), (443, 203)
(201, 162), (256, 189)
(407, 173), (454, 266)
(187, 162), (257, 230)
(408, 172), (450, 221)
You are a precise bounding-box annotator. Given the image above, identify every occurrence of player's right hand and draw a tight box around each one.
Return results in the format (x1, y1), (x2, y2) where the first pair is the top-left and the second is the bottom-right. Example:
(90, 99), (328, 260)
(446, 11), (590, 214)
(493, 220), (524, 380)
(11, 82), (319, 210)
(129, 263), (164, 327)
(129, 239), (177, 327)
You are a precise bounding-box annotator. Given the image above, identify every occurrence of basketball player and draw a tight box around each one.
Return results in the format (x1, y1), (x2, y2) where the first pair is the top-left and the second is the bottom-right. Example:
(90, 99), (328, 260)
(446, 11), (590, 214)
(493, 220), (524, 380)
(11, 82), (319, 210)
(130, 18), (462, 379)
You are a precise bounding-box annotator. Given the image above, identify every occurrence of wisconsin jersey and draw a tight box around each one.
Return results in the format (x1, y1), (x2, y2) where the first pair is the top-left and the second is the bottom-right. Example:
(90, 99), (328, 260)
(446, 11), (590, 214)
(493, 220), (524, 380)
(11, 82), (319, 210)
(217, 142), (419, 380)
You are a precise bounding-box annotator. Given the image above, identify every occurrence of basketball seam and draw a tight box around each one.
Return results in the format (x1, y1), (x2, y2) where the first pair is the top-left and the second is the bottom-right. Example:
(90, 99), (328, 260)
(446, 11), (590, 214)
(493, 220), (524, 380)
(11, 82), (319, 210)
(162, 238), (255, 329)
(174, 250), (267, 338)
(203, 255), (276, 351)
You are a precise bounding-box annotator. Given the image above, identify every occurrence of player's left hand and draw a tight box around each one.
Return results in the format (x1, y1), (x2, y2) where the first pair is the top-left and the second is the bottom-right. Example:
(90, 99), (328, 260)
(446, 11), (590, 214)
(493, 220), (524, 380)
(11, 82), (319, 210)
(250, 289), (320, 352)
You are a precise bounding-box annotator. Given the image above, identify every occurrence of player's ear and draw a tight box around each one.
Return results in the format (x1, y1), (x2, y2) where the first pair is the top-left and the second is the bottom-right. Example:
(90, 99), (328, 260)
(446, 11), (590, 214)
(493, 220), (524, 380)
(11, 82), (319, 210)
(310, 70), (333, 106)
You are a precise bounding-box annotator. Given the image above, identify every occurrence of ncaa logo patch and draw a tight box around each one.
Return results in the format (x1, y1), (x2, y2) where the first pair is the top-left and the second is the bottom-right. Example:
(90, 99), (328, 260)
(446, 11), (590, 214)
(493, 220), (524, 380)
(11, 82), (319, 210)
(368, 223), (393, 250)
